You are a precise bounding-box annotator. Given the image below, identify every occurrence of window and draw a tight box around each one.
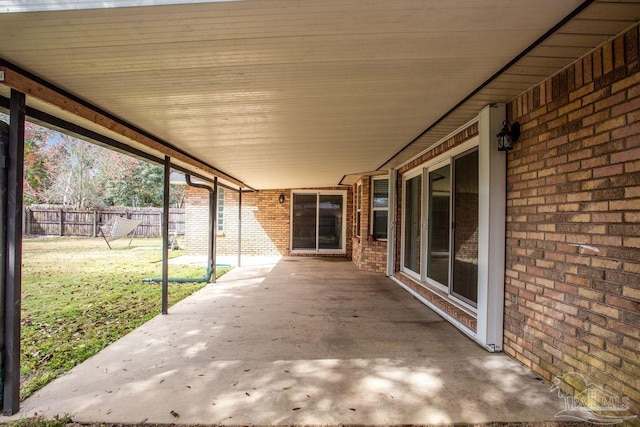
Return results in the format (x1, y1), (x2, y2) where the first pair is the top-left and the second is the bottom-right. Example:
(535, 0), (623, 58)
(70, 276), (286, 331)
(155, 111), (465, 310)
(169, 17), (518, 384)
(371, 177), (389, 240)
(291, 191), (346, 254)
(355, 184), (362, 237)
(217, 188), (224, 232)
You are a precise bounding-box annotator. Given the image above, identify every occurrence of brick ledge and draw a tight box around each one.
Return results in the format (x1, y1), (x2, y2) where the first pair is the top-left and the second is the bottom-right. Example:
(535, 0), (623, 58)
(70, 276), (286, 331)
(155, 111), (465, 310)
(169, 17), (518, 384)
(393, 272), (477, 331)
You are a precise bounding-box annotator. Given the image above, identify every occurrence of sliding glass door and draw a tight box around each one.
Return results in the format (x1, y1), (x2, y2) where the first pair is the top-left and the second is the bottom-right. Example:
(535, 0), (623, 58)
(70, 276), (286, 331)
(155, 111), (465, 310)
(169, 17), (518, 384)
(292, 194), (317, 250)
(401, 148), (479, 309)
(402, 173), (422, 277)
(451, 149), (479, 306)
(318, 194), (344, 250)
(292, 191), (346, 253)
(426, 163), (451, 288)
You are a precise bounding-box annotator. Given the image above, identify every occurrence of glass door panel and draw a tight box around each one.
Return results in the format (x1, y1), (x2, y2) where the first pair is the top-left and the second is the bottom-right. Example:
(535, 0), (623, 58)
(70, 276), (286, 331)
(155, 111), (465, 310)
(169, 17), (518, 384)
(427, 164), (451, 287)
(403, 175), (421, 274)
(452, 150), (479, 306)
(292, 194), (317, 250)
(318, 195), (343, 250)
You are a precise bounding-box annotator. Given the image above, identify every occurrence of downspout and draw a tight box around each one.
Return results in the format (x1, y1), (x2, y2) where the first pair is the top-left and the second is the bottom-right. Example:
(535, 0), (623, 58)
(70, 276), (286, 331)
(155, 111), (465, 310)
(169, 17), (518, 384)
(143, 175), (222, 284)
(184, 174), (216, 282)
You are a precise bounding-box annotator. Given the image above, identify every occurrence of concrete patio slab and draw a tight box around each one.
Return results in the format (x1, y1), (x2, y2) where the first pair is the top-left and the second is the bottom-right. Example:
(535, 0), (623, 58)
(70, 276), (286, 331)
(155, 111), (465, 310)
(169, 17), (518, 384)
(13, 257), (565, 425)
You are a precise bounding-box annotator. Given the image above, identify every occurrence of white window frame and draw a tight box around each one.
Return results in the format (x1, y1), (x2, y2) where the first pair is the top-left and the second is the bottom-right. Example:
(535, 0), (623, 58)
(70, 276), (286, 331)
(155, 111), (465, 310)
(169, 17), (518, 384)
(400, 167), (423, 282)
(370, 176), (389, 241)
(290, 190), (347, 255)
(423, 159), (452, 295)
(217, 187), (224, 233)
(355, 184), (362, 238)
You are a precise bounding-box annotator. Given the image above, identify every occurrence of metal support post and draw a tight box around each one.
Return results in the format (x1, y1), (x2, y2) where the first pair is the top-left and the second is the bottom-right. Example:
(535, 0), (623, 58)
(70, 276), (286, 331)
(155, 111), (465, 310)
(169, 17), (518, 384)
(161, 156), (170, 315)
(211, 178), (217, 283)
(238, 190), (242, 267)
(3, 90), (25, 415)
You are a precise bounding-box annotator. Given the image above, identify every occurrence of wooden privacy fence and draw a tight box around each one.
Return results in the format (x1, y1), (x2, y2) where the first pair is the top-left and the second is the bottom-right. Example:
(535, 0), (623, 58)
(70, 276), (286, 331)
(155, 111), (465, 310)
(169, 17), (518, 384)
(25, 206), (185, 238)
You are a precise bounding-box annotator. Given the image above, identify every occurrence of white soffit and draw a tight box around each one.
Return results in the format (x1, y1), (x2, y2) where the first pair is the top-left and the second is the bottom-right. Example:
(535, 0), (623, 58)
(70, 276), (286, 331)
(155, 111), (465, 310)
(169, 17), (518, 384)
(380, 1), (640, 169)
(0, 0), (630, 189)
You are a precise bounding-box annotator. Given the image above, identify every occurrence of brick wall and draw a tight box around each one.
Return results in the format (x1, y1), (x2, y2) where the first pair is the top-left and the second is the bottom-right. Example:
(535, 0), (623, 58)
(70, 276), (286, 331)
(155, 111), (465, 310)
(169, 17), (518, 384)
(185, 186), (353, 258)
(504, 25), (640, 413)
(184, 185), (210, 255)
(352, 176), (388, 273)
(217, 189), (290, 256)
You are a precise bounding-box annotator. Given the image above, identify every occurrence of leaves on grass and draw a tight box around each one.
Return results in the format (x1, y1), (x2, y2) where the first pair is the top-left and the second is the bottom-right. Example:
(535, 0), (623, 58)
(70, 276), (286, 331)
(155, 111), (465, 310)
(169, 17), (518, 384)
(20, 237), (231, 400)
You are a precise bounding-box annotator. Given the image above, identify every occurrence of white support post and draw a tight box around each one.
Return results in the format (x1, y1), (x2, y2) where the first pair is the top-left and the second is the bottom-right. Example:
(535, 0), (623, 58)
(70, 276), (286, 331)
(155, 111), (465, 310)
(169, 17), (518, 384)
(476, 104), (507, 351)
(386, 169), (397, 277)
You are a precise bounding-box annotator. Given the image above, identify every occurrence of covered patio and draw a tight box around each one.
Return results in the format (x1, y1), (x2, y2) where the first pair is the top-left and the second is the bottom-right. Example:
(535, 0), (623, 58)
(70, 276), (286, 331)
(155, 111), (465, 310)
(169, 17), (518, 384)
(15, 258), (563, 425)
(1, 0), (639, 420)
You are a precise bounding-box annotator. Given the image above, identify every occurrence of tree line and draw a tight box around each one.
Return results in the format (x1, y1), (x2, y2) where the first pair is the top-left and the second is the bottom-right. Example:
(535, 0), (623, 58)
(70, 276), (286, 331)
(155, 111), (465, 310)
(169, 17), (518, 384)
(0, 114), (184, 208)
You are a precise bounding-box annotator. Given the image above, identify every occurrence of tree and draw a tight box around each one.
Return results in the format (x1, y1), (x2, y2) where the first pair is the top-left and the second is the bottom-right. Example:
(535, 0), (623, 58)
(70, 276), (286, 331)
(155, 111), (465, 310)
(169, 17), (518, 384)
(45, 134), (106, 208)
(98, 149), (139, 206)
(1, 113), (54, 204)
(1, 113), (184, 208)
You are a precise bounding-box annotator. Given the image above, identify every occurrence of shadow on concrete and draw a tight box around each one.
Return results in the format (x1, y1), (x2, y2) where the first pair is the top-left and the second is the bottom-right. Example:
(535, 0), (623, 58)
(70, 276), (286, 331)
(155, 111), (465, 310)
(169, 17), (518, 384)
(13, 258), (564, 425)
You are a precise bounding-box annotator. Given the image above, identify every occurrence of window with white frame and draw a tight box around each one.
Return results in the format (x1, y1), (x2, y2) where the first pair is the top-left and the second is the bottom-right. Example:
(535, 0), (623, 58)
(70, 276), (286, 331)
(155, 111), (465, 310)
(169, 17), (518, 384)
(217, 188), (224, 232)
(371, 177), (389, 240)
(355, 183), (362, 237)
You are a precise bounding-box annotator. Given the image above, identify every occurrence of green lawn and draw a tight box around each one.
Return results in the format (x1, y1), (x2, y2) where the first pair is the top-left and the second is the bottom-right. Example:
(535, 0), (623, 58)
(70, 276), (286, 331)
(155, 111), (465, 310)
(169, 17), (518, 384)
(20, 237), (229, 400)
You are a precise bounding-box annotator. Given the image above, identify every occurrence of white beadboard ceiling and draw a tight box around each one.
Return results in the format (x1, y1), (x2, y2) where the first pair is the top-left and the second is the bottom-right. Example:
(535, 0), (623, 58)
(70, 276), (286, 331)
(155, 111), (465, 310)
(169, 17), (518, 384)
(0, 0), (639, 189)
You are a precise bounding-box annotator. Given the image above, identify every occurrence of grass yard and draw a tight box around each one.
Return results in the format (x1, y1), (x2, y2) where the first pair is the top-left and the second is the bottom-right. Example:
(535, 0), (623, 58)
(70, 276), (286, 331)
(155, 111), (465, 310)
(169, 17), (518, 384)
(21, 237), (230, 400)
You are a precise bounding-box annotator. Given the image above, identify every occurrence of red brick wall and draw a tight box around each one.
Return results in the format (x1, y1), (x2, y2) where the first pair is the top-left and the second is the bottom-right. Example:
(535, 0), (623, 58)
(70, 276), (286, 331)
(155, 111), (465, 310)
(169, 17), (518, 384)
(352, 176), (387, 273)
(504, 25), (640, 412)
(185, 186), (352, 258)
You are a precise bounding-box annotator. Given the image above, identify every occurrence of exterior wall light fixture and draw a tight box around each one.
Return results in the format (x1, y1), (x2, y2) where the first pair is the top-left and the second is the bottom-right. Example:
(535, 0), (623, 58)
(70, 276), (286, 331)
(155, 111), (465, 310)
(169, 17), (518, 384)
(496, 120), (520, 151)
(279, 193), (285, 204)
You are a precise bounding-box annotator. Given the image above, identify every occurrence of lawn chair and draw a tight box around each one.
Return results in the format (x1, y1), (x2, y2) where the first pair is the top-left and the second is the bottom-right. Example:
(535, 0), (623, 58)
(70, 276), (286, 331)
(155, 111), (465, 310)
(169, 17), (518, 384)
(168, 229), (181, 250)
(99, 216), (142, 249)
